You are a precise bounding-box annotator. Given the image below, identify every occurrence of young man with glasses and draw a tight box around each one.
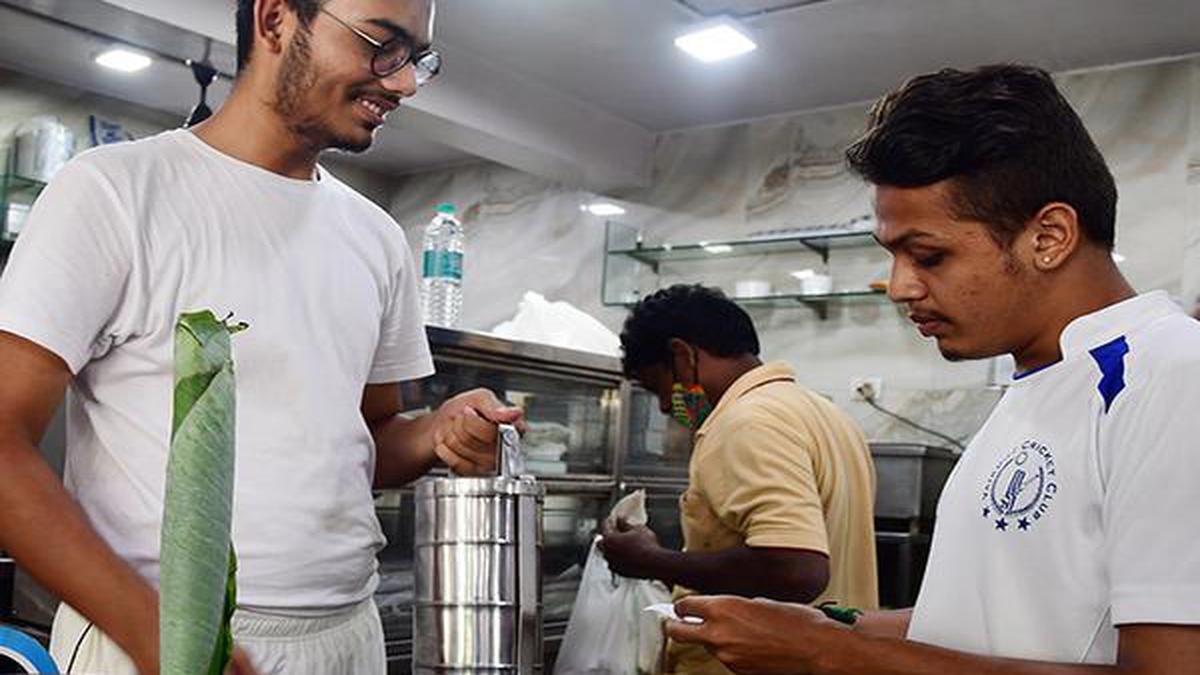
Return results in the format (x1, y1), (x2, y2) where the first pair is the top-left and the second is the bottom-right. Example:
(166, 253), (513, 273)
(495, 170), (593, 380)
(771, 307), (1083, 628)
(0, 1), (512, 673)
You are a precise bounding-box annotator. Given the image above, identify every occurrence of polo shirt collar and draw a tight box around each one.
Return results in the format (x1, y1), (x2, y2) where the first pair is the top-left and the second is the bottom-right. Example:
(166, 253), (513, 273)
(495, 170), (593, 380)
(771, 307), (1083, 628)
(696, 361), (796, 438)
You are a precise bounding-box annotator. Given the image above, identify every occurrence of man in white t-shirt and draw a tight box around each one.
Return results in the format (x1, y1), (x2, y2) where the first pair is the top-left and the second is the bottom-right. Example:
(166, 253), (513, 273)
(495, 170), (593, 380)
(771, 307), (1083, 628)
(0, 1), (514, 674)
(664, 65), (1200, 672)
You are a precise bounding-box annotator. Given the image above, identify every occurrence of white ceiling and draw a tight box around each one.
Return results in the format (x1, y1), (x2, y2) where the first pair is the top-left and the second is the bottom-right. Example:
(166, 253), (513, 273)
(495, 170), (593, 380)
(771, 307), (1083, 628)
(434, 0), (1200, 130)
(2, 0), (1199, 185)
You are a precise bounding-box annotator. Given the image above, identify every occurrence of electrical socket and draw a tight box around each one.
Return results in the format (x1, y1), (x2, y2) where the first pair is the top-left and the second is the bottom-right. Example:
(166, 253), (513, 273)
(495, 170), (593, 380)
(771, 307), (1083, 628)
(851, 377), (883, 401)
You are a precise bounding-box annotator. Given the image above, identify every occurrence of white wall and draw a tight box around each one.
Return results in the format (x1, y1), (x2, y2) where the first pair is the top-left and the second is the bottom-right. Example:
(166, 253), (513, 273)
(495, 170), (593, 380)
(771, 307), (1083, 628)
(390, 56), (1200, 445)
(0, 68), (177, 155)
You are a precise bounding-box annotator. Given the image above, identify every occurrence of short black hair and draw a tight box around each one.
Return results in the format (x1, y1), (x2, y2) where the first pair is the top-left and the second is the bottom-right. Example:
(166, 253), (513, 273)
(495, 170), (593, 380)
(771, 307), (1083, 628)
(235, 0), (323, 72)
(620, 284), (760, 378)
(845, 64), (1117, 250)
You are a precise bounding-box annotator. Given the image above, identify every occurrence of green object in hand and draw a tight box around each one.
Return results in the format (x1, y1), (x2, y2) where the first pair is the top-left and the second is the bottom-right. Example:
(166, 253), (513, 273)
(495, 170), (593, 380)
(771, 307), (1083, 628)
(160, 311), (247, 675)
(817, 602), (863, 626)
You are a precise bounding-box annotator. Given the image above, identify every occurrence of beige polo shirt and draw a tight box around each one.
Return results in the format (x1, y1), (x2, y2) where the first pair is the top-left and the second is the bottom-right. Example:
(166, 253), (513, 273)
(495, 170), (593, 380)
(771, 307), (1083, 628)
(666, 362), (878, 675)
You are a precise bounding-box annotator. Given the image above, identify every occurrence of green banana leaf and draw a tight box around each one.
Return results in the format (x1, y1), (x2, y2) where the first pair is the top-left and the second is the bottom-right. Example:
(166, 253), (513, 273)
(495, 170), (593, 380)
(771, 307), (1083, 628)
(160, 311), (247, 675)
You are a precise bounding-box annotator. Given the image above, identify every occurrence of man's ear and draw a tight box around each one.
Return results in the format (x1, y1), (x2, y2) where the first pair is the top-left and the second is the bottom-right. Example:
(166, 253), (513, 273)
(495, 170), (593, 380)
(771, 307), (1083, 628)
(254, 0), (291, 60)
(668, 338), (695, 382)
(1025, 202), (1081, 271)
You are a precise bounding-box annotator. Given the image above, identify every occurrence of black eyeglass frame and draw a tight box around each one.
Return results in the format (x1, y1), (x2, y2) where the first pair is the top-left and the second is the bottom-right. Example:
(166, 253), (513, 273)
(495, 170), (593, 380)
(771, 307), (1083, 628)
(319, 6), (441, 84)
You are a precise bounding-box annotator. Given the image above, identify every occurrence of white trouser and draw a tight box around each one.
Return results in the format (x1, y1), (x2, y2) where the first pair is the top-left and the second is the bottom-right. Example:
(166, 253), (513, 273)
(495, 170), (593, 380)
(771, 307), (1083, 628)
(49, 598), (386, 675)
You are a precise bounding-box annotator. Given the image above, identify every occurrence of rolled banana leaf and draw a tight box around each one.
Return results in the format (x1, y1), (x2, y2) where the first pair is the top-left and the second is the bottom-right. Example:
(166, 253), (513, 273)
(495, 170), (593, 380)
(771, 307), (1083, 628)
(160, 311), (247, 675)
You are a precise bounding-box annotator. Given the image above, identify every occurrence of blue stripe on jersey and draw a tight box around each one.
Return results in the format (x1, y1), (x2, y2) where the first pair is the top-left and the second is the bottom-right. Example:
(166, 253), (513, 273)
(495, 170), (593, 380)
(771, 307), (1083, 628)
(1089, 336), (1130, 413)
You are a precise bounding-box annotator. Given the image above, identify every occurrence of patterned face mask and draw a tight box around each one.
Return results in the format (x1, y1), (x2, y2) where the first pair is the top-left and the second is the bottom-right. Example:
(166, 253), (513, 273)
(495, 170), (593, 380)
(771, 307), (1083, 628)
(670, 382), (713, 431)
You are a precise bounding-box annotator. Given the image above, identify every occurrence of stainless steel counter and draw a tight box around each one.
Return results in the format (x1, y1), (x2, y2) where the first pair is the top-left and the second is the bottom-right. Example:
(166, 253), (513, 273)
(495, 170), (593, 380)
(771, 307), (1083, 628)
(870, 442), (957, 522)
(870, 442), (957, 607)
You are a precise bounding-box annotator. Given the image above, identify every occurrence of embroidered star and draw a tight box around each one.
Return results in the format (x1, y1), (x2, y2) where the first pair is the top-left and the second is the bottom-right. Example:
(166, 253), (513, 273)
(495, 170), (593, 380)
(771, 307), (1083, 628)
(1018, 518), (1031, 531)
(995, 518), (1009, 531)
(982, 506), (991, 518)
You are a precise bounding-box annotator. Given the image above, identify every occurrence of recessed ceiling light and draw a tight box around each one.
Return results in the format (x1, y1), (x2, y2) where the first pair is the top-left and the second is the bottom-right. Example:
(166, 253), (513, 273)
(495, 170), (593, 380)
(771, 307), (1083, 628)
(675, 17), (757, 63)
(95, 48), (152, 73)
(581, 202), (626, 217)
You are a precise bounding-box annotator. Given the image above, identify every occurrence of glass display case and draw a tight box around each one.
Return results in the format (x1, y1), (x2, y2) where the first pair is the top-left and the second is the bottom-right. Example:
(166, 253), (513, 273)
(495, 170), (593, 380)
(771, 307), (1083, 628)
(620, 388), (692, 605)
(398, 327), (625, 481)
(622, 387), (691, 480)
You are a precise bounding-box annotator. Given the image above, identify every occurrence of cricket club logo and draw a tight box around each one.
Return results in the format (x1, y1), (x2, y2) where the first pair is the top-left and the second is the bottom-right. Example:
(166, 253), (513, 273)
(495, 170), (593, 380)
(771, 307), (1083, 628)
(981, 439), (1058, 533)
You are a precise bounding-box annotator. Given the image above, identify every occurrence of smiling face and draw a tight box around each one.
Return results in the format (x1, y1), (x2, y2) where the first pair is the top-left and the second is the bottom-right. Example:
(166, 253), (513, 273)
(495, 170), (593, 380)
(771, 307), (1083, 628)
(875, 181), (1046, 362)
(270, 0), (434, 153)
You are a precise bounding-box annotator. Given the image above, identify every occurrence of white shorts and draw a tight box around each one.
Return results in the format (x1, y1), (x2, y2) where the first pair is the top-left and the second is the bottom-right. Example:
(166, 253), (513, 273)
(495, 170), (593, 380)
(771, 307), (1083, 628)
(49, 598), (387, 675)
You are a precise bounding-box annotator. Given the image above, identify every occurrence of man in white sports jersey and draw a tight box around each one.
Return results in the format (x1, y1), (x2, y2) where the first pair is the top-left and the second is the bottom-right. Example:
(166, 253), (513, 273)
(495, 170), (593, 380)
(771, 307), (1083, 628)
(0, 1), (514, 674)
(665, 64), (1200, 672)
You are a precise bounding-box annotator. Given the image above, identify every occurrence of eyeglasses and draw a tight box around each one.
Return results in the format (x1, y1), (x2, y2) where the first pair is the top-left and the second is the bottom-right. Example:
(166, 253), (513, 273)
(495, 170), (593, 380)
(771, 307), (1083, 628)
(319, 7), (441, 85)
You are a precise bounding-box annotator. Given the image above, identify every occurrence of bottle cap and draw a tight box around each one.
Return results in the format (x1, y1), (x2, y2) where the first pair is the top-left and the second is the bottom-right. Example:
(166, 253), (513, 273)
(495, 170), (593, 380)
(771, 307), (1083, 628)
(434, 203), (456, 214)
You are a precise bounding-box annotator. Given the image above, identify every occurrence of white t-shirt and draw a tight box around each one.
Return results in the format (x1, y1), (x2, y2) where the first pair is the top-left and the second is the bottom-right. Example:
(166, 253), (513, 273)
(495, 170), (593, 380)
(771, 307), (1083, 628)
(908, 291), (1200, 663)
(0, 129), (434, 611)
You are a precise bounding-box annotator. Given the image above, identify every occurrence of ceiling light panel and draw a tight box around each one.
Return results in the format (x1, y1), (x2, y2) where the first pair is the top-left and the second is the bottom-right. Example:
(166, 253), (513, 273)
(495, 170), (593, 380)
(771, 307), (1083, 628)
(675, 17), (757, 63)
(95, 48), (152, 73)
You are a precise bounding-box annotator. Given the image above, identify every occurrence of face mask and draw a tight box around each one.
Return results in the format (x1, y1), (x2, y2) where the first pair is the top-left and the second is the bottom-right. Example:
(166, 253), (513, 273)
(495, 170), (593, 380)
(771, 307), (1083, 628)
(670, 383), (713, 431)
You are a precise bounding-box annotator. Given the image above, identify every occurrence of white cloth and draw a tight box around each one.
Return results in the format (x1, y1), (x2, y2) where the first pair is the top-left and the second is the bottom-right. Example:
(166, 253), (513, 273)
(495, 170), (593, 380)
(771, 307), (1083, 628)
(49, 599), (386, 675)
(908, 291), (1200, 663)
(0, 129), (434, 610)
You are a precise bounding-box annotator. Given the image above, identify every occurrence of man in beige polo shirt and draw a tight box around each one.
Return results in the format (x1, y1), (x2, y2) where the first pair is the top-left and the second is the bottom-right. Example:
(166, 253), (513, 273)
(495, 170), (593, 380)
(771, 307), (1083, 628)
(600, 284), (877, 674)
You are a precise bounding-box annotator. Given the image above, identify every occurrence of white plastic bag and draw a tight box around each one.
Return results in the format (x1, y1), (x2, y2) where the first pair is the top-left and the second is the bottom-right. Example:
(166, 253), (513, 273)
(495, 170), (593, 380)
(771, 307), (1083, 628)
(554, 491), (671, 675)
(491, 291), (621, 357)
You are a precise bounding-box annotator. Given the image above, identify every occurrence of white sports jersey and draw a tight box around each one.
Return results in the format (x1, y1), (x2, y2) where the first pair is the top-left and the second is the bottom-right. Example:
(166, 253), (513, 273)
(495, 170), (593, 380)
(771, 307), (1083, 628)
(908, 291), (1200, 663)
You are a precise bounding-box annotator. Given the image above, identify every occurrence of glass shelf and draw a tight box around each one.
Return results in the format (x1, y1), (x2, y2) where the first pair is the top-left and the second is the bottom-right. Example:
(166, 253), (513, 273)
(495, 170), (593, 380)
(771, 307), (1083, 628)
(609, 229), (875, 266)
(602, 220), (891, 319)
(739, 288), (886, 302)
(1, 174), (47, 203)
(608, 289), (889, 319)
(2, 173), (47, 245)
(741, 289), (890, 319)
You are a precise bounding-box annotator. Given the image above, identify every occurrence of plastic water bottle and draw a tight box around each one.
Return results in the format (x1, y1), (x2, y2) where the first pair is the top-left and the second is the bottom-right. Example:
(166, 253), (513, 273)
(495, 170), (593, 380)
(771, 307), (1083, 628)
(421, 203), (464, 327)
